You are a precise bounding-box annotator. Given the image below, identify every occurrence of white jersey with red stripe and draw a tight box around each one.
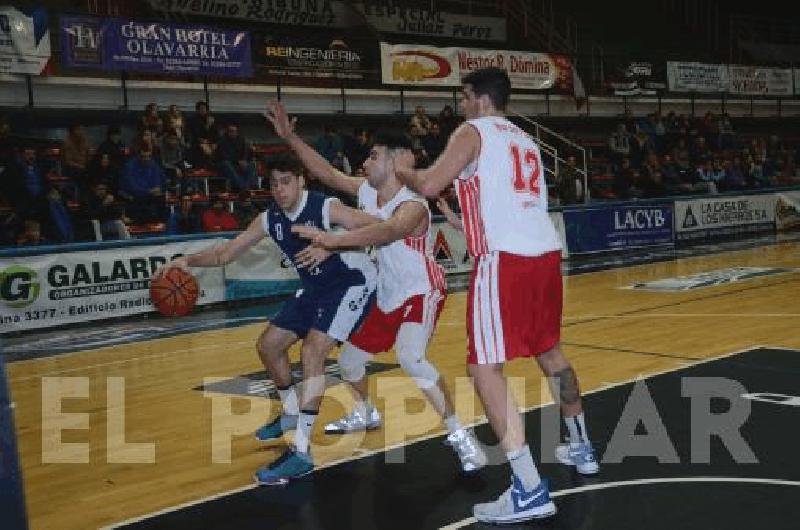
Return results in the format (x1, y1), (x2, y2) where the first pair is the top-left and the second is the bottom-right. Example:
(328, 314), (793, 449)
(357, 181), (447, 313)
(456, 116), (562, 258)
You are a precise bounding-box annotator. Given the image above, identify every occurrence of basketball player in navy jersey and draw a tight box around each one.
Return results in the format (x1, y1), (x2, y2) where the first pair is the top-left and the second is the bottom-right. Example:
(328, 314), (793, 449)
(159, 154), (379, 485)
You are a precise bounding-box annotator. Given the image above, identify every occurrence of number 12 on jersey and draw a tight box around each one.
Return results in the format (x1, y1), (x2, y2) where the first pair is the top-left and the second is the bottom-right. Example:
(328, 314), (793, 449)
(510, 143), (542, 198)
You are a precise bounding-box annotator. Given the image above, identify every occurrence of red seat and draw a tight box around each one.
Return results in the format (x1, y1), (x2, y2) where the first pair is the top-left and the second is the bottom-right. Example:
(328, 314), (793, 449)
(185, 168), (219, 178)
(127, 222), (166, 235)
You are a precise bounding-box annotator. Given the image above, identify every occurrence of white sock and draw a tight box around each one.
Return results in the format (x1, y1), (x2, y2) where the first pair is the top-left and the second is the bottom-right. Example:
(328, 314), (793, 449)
(564, 412), (589, 445)
(277, 384), (299, 416)
(444, 414), (462, 434)
(294, 410), (318, 454)
(506, 445), (541, 491)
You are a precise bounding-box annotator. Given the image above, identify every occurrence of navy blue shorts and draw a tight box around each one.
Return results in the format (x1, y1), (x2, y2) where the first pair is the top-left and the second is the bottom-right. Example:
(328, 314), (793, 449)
(271, 282), (376, 342)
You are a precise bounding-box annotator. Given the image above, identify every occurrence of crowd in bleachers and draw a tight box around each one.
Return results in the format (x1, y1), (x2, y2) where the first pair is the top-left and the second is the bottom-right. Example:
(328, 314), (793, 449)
(590, 111), (800, 200)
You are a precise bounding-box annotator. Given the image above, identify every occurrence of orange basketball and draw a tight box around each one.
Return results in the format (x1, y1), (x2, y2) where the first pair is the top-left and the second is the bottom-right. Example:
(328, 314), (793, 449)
(150, 267), (199, 317)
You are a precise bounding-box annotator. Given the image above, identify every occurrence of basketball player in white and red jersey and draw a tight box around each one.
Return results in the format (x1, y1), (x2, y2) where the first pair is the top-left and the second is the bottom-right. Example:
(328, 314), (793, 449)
(266, 101), (486, 474)
(397, 67), (598, 524)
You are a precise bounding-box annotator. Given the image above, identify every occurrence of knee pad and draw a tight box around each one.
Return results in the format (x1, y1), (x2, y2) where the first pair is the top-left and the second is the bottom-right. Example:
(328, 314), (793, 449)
(396, 346), (439, 390)
(338, 343), (370, 383)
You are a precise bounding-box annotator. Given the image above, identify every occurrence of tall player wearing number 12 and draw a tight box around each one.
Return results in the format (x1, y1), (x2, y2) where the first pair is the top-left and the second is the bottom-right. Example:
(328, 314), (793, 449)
(397, 67), (598, 524)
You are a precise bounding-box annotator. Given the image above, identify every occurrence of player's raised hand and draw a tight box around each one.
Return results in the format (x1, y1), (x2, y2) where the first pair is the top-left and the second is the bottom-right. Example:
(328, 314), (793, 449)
(291, 224), (337, 248)
(266, 100), (297, 139)
(295, 245), (332, 270)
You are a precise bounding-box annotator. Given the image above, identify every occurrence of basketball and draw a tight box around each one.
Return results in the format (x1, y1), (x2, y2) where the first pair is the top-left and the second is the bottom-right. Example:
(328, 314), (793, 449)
(150, 267), (199, 317)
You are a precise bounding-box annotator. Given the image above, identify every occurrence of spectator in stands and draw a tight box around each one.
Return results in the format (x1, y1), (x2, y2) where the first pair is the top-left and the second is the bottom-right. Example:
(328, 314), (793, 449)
(330, 150), (352, 175)
(62, 123), (91, 180)
(344, 128), (370, 170)
(43, 187), (76, 243)
(160, 129), (187, 185)
(167, 194), (200, 235)
(630, 126), (653, 168)
(718, 113), (735, 151)
(660, 153), (687, 194)
(235, 191), (260, 227)
(217, 124), (257, 190)
(119, 148), (165, 222)
(201, 197), (239, 232)
(421, 120), (446, 163)
(164, 104), (185, 143)
(672, 137), (691, 172)
(10, 147), (46, 218)
(314, 125), (344, 164)
(95, 125), (126, 172)
(16, 219), (44, 246)
(613, 156), (635, 200)
(608, 123), (631, 167)
(690, 135), (712, 165)
(721, 157), (747, 191)
(132, 129), (159, 160)
(556, 155), (582, 205)
(695, 159), (720, 194)
(188, 101), (218, 147)
(701, 111), (720, 150)
(140, 102), (164, 139)
(438, 104), (460, 139)
(191, 137), (217, 171)
(87, 153), (120, 190)
(638, 168), (667, 198)
(409, 105), (431, 135)
(85, 181), (128, 240)
(0, 116), (15, 166)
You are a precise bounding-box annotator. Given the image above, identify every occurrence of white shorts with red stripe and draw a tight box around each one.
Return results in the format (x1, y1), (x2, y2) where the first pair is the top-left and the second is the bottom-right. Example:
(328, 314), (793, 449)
(467, 250), (562, 365)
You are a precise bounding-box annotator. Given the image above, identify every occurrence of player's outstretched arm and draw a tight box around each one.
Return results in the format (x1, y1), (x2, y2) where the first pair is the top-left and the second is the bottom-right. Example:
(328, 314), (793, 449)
(396, 123), (479, 197)
(293, 201), (426, 249)
(266, 100), (364, 197)
(156, 216), (266, 275)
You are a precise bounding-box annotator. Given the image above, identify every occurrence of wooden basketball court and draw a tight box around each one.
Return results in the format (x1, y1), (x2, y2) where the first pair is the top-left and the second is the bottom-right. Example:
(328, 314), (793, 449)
(6, 239), (800, 529)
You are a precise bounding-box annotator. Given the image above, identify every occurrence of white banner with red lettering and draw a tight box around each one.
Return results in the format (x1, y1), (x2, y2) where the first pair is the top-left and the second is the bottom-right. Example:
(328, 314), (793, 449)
(380, 42), (574, 91)
(728, 66), (793, 96)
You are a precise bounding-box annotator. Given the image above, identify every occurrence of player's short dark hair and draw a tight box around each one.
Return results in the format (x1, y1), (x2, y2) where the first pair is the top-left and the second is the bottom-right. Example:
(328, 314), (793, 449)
(372, 130), (412, 151)
(461, 67), (511, 110)
(268, 153), (304, 176)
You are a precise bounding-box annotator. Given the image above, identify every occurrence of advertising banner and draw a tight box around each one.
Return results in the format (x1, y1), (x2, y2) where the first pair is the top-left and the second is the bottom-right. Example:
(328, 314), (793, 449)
(667, 61), (728, 93)
(775, 191), (800, 231)
(564, 204), (674, 254)
(60, 15), (252, 77)
(607, 60), (666, 96)
(0, 240), (225, 333)
(728, 65), (793, 96)
(0, 6), (50, 74)
(380, 42), (573, 91)
(145, 0), (356, 28)
(253, 30), (373, 80)
(675, 195), (776, 241)
(354, 3), (506, 42)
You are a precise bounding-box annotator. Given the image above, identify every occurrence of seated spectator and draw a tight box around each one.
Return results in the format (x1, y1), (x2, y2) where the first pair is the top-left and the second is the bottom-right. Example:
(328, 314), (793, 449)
(95, 125), (126, 172)
(119, 149), (165, 222)
(409, 105), (431, 136)
(314, 125), (343, 164)
(556, 155), (582, 205)
(438, 104), (460, 139)
(0, 116), (17, 166)
(721, 157), (747, 191)
(694, 160), (720, 194)
(660, 154), (688, 194)
(85, 181), (128, 240)
(671, 137), (691, 172)
(216, 124), (257, 190)
(187, 101), (218, 147)
(689, 135), (712, 165)
(164, 104), (185, 143)
(421, 121), (446, 163)
(16, 219), (45, 246)
(132, 129), (159, 159)
(201, 198), (239, 232)
(630, 126), (653, 167)
(87, 153), (120, 191)
(10, 147), (45, 217)
(613, 156), (635, 199)
(235, 191), (260, 227)
(344, 128), (370, 170)
(139, 102), (164, 139)
(191, 137), (217, 171)
(167, 194), (200, 235)
(608, 123), (631, 167)
(160, 129), (187, 185)
(718, 113), (735, 151)
(62, 123), (91, 180)
(638, 169), (667, 198)
(43, 187), (76, 243)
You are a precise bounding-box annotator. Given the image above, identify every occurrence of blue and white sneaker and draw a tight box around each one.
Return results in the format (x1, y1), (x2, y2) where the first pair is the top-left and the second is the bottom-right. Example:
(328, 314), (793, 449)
(473, 476), (556, 524)
(255, 447), (314, 486)
(555, 441), (599, 475)
(254, 414), (297, 442)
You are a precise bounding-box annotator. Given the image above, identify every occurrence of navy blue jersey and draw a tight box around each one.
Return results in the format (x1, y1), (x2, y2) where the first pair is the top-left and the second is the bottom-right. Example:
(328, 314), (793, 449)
(261, 191), (375, 292)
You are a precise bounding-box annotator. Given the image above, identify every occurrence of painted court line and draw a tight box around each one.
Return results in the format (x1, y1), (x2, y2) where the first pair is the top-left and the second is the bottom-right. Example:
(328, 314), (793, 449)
(101, 345), (761, 529)
(439, 477), (800, 530)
